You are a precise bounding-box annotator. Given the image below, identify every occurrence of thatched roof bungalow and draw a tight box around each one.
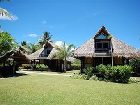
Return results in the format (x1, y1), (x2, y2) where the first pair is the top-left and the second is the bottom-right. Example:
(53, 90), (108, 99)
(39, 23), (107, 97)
(28, 41), (73, 71)
(0, 50), (30, 65)
(74, 26), (140, 72)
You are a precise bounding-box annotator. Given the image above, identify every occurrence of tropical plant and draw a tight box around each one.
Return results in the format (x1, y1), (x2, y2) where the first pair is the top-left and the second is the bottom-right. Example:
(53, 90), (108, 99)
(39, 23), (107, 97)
(129, 58), (140, 75)
(96, 64), (132, 83)
(29, 43), (41, 53)
(39, 32), (52, 46)
(54, 42), (75, 72)
(71, 59), (81, 70)
(0, 32), (17, 56)
(21, 41), (27, 46)
(0, 0), (13, 20)
(20, 41), (41, 54)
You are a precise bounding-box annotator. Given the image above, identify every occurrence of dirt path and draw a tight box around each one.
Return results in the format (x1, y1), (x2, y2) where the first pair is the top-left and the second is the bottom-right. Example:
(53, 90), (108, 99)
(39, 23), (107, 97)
(18, 70), (72, 77)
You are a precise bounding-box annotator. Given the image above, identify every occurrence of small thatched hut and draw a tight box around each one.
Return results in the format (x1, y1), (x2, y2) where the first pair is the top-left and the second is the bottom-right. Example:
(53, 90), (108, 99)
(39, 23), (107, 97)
(28, 41), (72, 72)
(74, 26), (140, 72)
(0, 49), (30, 65)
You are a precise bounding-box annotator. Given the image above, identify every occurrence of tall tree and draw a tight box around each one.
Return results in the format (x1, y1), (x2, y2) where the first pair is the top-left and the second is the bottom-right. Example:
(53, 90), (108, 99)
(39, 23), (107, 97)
(54, 42), (75, 72)
(20, 41), (41, 54)
(29, 43), (40, 53)
(0, 0), (13, 20)
(0, 31), (17, 56)
(39, 32), (52, 46)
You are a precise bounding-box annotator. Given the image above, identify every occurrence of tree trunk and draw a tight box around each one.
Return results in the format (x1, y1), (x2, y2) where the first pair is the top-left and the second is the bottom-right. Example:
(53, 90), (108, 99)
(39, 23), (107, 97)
(63, 58), (67, 73)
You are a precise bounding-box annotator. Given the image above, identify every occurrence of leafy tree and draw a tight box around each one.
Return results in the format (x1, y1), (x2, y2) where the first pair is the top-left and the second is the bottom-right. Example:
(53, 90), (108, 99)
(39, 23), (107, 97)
(20, 41), (41, 54)
(0, 32), (17, 56)
(54, 42), (75, 72)
(29, 43), (40, 53)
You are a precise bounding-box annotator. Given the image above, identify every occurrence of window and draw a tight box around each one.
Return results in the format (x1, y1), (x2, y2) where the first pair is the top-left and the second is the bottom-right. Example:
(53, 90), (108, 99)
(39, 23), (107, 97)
(40, 49), (51, 57)
(96, 34), (107, 39)
(95, 42), (110, 49)
(47, 50), (51, 55)
(103, 43), (109, 48)
(96, 43), (102, 48)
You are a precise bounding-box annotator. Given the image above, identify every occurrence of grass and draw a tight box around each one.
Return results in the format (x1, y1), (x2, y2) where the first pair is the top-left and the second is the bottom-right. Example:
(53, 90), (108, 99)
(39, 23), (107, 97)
(0, 73), (140, 105)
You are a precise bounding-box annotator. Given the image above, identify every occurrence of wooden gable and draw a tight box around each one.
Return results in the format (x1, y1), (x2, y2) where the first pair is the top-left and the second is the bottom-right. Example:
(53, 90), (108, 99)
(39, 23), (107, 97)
(94, 26), (112, 39)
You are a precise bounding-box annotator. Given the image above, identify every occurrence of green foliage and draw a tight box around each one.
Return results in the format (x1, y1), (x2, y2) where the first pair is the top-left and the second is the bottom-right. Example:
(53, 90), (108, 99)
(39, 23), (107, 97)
(83, 67), (94, 80)
(29, 43), (41, 53)
(96, 64), (132, 83)
(0, 32), (17, 56)
(54, 42), (75, 72)
(39, 32), (52, 46)
(129, 58), (140, 75)
(20, 42), (41, 54)
(71, 63), (81, 70)
(36, 64), (48, 71)
(21, 64), (31, 69)
(96, 64), (107, 75)
(54, 42), (75, 60)
(71, 59), (81, 70)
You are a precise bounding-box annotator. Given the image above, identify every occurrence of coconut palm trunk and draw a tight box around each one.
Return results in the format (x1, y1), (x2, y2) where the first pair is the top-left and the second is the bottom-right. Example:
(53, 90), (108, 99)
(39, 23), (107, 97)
(63, 57), (67, 73)
(54, 42), (75, 73)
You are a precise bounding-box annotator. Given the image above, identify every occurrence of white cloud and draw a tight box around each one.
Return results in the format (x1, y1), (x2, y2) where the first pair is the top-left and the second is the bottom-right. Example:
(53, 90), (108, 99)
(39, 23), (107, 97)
(28, 33), (38, 38)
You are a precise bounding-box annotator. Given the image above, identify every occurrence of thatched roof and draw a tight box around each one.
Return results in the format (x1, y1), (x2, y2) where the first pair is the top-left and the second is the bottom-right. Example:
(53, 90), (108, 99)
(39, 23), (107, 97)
(11, 50), (30, 64)
(0, 49), (30, 64)
(0, 50), (14, 63)
(28, 41), (75, 62)
(28, 41), (55, 60)
(74, 26), (140, 58)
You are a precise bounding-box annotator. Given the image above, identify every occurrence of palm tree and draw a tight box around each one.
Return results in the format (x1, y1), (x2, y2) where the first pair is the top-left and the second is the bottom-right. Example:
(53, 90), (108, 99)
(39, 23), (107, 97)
(39, 32), (52, 46)
(54, 42), (75, 72)
(0, 0), (13, 20)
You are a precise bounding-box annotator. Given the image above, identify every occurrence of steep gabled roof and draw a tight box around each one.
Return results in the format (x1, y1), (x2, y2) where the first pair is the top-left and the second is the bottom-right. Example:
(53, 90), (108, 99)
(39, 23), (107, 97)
(28, 41), (55, 60)
(74, 26), (140, 58)
(94, 26), (111, 39)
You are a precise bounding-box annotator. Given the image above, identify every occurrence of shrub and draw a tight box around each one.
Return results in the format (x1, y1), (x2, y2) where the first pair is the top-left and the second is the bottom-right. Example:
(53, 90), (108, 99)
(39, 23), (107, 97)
(71, 63), (81, 70)
(71, 59), (81, 70)
(36, 64), (48, 71)
(96, 64), (107, 78)
(96, 64), (132, 83)
(129, 58), (140, 76)
(22, 64), (31, 69)
(110, 65), (132, 83)
(83, 67), (94, 80)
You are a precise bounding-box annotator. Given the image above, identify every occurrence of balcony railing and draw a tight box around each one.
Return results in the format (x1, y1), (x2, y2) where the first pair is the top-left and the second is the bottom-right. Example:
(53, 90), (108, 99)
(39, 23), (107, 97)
(95, 48), (112, 53)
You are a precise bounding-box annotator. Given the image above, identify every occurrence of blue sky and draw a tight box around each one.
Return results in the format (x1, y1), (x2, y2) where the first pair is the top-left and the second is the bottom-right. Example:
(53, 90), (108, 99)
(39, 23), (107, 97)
(0, 0), (140, 49)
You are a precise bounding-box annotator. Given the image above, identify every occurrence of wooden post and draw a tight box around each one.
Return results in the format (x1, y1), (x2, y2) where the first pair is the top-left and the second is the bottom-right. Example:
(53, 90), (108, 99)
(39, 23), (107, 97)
(80, 57), (85, 73)
(112, 55), (113, 66)
(102, 57), (103, 64)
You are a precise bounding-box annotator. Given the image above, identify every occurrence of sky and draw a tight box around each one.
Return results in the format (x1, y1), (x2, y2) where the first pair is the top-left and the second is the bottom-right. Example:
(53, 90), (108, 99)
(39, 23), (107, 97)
(0, 0), (140, 49)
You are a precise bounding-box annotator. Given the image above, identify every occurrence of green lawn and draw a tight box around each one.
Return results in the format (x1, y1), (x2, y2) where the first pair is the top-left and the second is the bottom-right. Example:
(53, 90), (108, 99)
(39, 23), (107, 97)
(0, 73), (140, 105)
